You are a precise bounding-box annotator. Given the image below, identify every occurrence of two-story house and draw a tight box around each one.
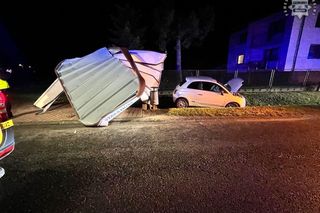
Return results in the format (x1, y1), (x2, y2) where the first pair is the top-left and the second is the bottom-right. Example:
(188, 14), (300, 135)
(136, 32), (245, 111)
(227, 5), (320, 72)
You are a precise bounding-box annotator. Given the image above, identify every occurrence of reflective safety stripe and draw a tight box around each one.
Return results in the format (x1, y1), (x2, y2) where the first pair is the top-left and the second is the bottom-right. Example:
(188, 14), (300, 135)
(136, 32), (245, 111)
(0, 120), (13, 146)
(0, 145), (14, 160)
(0, 130), (3, 146)
(0, 119), (14, 130)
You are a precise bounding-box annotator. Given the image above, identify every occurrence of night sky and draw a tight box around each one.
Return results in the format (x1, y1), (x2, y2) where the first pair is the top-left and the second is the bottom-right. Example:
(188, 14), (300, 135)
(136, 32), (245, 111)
(0, 0), (283, 79)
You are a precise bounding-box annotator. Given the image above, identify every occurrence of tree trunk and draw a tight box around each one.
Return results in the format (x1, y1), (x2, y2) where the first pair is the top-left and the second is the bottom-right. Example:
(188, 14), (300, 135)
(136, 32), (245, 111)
(176, 37), (182, 82)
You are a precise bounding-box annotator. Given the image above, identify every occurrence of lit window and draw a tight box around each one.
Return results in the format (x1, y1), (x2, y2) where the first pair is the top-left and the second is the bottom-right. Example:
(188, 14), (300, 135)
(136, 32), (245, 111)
(237, 54), (245, 64)
(308, 44), (320, 59)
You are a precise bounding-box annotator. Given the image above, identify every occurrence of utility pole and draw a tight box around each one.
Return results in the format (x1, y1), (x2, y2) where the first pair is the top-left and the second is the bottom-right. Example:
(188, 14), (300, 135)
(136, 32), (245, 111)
(176, 37), (182, 82)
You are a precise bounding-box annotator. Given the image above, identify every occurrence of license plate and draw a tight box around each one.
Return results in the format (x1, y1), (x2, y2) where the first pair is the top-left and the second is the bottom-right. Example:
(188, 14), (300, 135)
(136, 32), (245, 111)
(1, 120), (14, 130)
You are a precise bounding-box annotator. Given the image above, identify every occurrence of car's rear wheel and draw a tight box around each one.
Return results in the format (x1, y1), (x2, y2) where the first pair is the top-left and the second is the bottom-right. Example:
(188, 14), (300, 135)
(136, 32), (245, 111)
(176, 98), (189, 108)
(226, 102), (240, 107)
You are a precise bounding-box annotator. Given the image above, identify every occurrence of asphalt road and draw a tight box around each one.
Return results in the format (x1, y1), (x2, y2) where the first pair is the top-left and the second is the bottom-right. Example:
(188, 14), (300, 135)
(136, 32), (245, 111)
(1, 116), (320, 212)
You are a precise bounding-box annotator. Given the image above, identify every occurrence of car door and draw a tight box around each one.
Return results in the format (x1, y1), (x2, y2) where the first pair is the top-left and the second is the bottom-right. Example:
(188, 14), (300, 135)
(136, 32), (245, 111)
(185, 81), (205, 106)
(201, 82), (228, 107)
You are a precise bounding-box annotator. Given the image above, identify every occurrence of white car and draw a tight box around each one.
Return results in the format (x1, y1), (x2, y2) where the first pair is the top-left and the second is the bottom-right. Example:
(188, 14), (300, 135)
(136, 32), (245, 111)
(173, 76), (246, 108)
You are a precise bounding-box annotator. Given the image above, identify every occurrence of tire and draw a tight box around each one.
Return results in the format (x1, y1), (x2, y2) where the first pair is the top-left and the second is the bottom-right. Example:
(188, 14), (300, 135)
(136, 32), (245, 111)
(176, 98), (189, 108)
(225, 102), (240, 107)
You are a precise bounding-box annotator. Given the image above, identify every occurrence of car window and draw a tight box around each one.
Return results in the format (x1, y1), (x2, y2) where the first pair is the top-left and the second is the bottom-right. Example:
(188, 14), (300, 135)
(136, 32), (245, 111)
(210, 83), (225, 93)
(202, 82), (215, 91)
(187, 82), (202, 90)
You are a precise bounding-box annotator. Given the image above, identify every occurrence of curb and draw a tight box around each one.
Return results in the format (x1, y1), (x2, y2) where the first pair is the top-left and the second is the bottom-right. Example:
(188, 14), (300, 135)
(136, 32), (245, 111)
(13, 117), (165, 126)
(14, 120), (82, 126)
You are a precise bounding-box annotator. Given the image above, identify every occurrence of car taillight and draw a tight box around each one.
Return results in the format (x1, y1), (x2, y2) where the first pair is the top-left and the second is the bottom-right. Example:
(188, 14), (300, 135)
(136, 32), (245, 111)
(0, 91), (8, 122)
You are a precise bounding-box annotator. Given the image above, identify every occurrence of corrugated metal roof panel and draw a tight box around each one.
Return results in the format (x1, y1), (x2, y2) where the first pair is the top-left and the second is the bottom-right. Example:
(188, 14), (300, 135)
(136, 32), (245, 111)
(114, 50), (166, 90)
(33, 78), (64, 109)
(55, 48), (139, 126)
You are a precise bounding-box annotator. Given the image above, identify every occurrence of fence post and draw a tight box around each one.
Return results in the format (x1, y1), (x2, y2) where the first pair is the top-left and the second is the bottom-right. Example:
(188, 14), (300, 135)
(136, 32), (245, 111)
(247, 67), (251, 86)
(302, 70), (310, 87)
(269, 69), (275, 89)
(234, 69), (238, 78)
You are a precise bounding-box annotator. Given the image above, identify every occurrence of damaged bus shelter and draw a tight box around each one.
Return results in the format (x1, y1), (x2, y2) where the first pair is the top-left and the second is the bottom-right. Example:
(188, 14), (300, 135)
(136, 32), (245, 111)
(34, 47), (167, 126)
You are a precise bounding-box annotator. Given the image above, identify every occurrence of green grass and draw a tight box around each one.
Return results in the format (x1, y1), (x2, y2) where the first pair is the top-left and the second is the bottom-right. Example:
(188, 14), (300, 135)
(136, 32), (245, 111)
(168, 92), (320, 117)
(244, 92), (320, 106)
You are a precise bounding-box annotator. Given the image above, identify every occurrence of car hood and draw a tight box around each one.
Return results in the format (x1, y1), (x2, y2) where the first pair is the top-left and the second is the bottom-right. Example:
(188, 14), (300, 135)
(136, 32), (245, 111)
(225, 78), (244, 93)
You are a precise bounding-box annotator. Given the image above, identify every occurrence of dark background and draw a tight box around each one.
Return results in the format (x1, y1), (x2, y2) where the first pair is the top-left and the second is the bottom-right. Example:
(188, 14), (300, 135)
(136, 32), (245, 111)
(0, 0), (283, 81)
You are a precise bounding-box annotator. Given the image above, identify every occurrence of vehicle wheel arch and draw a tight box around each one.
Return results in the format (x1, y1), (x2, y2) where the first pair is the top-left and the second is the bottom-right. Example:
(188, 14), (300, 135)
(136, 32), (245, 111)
(175, 97), (189, 108)
(225, 102), (240, 107)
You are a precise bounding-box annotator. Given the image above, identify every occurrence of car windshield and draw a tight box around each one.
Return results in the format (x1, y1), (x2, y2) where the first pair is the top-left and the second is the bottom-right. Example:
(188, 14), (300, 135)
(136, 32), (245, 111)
(224, 84), (231, 92)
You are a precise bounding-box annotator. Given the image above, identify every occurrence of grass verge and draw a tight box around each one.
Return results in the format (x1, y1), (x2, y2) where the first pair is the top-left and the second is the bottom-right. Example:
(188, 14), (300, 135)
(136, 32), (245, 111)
(168, 106), (320, 117)
(244, 92), (320, 106)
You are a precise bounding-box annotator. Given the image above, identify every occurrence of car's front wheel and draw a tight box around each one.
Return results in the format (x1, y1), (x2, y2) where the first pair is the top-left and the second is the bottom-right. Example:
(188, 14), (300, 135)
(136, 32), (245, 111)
(225, 102), (240, 107)
(176, 98), (189, 108)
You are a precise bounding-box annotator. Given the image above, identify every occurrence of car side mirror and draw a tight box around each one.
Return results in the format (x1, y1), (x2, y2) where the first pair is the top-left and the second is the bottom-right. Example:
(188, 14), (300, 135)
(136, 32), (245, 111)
(220, 91), (224, 96)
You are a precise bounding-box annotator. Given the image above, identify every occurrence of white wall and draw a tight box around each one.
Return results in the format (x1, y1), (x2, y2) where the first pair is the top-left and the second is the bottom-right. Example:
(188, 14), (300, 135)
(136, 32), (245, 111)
(285, 5), (320, 71)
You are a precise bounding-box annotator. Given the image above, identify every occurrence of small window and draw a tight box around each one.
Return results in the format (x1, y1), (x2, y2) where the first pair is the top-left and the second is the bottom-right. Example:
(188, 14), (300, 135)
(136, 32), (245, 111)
(237, 54), (245, 64)
(187, 82), (202, 90)
(308, 44), (320, 59)
(316, 14), (320, 28)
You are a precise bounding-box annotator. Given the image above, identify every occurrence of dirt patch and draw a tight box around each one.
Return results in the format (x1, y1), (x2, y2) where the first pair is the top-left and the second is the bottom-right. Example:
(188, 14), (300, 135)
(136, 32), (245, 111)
(168, 106), (320, 118)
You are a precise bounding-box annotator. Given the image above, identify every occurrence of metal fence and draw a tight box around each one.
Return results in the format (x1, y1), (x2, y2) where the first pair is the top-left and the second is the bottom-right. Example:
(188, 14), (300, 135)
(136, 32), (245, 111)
(159, 69), (320, 91)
